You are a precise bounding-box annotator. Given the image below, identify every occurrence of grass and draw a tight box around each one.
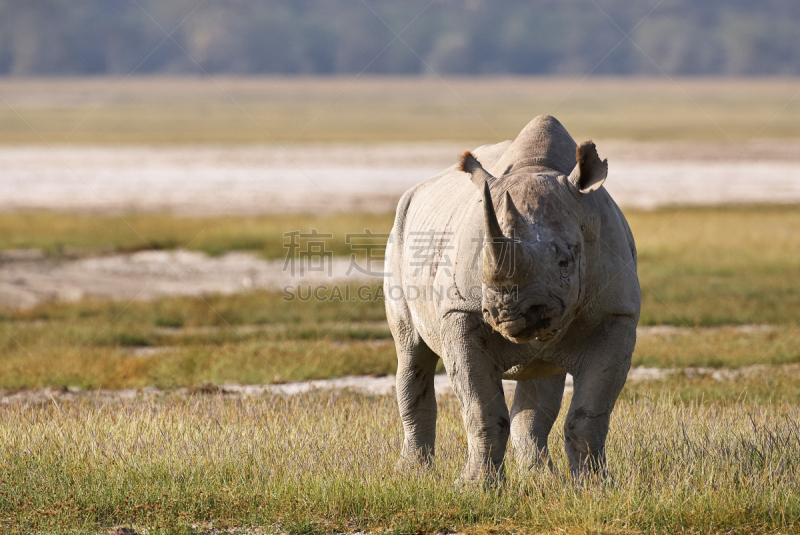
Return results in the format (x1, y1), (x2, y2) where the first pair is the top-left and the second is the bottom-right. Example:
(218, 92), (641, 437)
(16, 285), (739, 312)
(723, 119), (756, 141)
(629, 205), (800, 326)
(0, 204), (797, 389)
(0, 206), (798, 325)
(0, 208), (796, 535)
(634, 326), (800, 369)
(2, 76), (800, 144)
(624, 365), (800, 404)
(1, 291), (799, 389)
(0, 290), (394, 389)
(2, 387), (800, 534)
(0, 212), (395, 259)
(0, 338), (398, 390)
(2, 76), (799, 534)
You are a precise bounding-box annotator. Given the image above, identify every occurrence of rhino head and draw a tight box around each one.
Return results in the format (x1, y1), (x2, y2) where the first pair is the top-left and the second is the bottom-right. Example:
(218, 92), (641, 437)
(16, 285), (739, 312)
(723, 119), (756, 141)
(459, 141), (607, 344)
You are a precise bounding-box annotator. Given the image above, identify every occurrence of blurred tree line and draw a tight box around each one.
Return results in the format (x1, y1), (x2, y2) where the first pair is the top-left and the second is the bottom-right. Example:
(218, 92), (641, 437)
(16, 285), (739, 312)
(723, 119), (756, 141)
(1, 0), (799, 76)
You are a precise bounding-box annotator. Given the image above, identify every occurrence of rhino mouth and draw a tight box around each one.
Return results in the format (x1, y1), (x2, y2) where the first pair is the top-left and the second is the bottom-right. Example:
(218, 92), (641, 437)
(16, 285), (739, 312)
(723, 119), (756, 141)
(492, 304), (562, 344)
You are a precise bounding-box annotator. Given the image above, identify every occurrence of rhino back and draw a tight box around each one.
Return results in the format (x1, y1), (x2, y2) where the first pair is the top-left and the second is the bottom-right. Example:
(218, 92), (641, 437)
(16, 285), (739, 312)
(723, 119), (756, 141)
(389, 140), (511, 272)
(578, 187), (641, 322)
(385, 141), (511, 353)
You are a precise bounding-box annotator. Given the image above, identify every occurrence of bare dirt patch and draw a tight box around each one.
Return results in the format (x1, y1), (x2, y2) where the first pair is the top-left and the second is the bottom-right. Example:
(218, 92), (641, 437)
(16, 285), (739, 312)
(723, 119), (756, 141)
(0, 250), (381, 308)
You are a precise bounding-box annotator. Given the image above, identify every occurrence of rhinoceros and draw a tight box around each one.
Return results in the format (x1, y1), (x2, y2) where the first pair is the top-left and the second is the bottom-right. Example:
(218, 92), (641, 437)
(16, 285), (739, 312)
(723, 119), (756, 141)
(384, 115), (640, 483)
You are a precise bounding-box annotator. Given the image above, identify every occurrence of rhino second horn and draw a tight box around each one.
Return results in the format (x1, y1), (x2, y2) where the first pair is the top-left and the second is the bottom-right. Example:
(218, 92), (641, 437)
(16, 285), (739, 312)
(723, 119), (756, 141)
(502, 191), (526, 230)
(460, 151), (496, 189)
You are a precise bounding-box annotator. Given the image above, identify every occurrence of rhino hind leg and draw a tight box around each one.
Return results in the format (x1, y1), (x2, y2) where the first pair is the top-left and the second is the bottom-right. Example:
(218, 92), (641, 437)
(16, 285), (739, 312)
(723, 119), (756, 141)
(510, 373), (567, 470)
(563, 315), (635, 478)
(395, 334), (440, 467)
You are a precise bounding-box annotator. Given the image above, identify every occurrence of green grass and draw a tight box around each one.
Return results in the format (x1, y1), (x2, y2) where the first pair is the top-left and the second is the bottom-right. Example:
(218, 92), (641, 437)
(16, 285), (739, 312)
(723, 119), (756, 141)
(624, 365), (800, 404)
(2, 76), (800, 144)
(0, 205), (797, 389)
(1, 292), (799, 390)
(634, 326), (800, 369)
(0, 206), (797, 534)
(3, 387), (800, 534)
(0, 205), (798, 325)
(630, 205), (800, 326)
(0, 290), (393, 389)
(0, 212), (395, 259)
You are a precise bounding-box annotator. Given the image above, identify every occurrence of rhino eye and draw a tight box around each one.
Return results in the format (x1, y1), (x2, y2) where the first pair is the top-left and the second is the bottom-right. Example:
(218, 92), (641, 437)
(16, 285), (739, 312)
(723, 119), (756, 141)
(558, 257), (573, 277)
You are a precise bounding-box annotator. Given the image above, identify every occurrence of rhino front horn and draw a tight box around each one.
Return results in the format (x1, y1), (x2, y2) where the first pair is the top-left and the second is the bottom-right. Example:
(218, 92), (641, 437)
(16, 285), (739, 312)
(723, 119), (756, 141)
(482, 181), (513, 279)
(460, 151), (513, 279)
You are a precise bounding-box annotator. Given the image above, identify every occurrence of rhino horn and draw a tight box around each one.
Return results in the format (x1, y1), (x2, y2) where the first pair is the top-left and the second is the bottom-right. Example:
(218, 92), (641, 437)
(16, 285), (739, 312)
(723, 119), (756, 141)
(482, 181), (513, 278)
(459, 151), (496, 189)
(568, 141), (607, 194)
(462, 152), (513, 278)
(502, 190), (526, 230)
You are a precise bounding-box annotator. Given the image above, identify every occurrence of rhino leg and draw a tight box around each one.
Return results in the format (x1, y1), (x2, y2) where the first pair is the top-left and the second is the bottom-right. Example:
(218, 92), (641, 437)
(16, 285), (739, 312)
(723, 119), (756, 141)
(395, 335), (439, 467)
(510, 373), (566, 470)
(443, 313), (510, 485)
(563, 315), (635, 478)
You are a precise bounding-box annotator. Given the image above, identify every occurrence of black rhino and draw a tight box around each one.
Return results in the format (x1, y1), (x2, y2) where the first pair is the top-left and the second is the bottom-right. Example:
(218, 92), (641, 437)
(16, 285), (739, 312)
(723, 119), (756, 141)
(384, 115), (641, 484)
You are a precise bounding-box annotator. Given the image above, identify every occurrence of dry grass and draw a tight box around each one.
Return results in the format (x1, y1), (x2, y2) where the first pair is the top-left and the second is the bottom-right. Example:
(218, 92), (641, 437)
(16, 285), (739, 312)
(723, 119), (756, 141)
(0, 337), (398, 391)
(0, 211), (395, 259)
(630, 205), (800, 326)
(1, 292), (799, 390)
(2, 77), (800, 144)
(0, 202), (796, 532)
(2, 387), (800, 534)
(634, 326), (800, 369)
(0, 205), (796, 389)
(0, 290), (393, 389)
(0, 205), (797, 324)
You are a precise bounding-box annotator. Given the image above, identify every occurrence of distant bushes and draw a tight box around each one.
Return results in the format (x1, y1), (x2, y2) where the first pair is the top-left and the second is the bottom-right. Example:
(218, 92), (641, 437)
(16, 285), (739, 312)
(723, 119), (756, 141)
(1, 0), (799, 76)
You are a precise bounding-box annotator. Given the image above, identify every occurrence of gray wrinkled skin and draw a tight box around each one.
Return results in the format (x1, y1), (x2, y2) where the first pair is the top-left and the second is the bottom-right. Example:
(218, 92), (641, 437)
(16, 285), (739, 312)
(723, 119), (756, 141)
(384, 115), (641, 484)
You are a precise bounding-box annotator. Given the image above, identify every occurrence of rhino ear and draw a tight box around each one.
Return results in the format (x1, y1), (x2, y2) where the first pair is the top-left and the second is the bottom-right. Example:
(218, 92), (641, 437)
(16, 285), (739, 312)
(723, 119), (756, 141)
(568, 141), (607, 194)
(459, 151), (497, 189)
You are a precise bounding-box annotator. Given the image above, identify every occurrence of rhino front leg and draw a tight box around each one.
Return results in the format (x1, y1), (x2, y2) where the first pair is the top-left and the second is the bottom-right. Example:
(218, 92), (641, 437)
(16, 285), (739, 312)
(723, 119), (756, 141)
(396, 338), (439, 466)
(443, 314), (510, 485)
(510, 373), (566, 470)
(564, 315), (635, 478)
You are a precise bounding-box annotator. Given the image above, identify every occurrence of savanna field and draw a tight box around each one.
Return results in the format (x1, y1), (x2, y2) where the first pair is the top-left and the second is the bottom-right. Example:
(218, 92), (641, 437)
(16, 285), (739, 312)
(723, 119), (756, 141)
(1, 78), (800, 534)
